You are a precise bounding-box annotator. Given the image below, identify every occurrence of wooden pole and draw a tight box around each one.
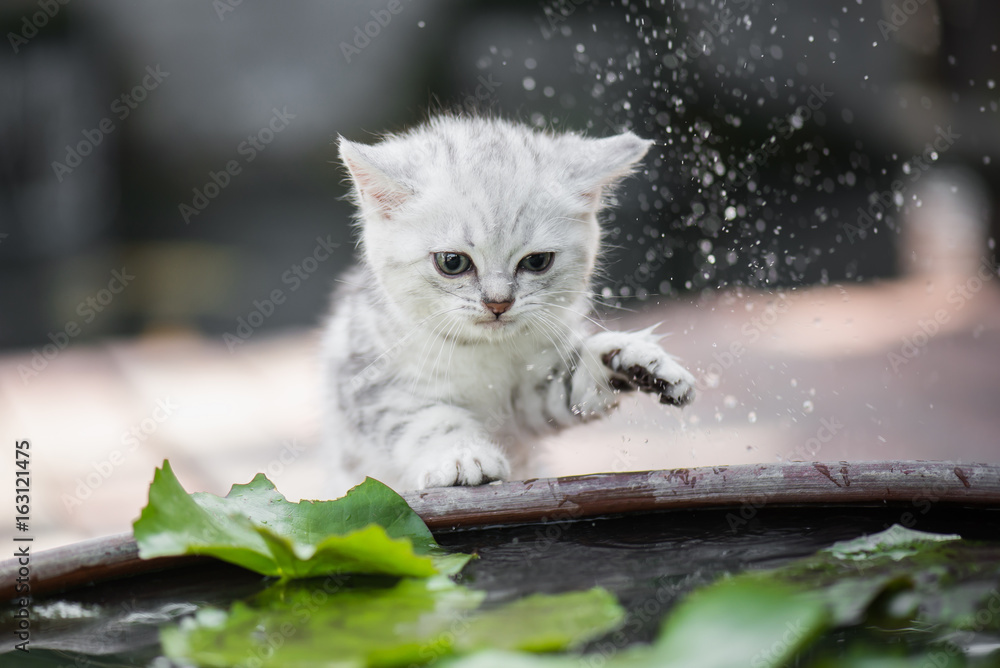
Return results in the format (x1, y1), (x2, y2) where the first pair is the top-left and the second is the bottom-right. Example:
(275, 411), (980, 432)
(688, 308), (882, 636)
(3, 461), (998, 600)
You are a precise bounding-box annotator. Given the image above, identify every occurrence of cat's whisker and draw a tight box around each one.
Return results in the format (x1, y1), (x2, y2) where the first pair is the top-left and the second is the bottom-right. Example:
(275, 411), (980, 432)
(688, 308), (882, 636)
(426, 314), (465, 399)
(413, 322), (449, 397)
(441, 317), (468, 401)
(531, 313), (579, 377)
(541, 302), (610, 332)
(536, 309), (619, 396)
(524, 319), (568, 384)
(361, 305), (464, 388)
(324, 113), (694, 491)
(431, 320), (461, 395)
(543, 287), (627, 303)
(538, 316), (616, 407)
(404, 306), (466, 395)
(530, 287), (636, 314)
(411, 313), (462, 397)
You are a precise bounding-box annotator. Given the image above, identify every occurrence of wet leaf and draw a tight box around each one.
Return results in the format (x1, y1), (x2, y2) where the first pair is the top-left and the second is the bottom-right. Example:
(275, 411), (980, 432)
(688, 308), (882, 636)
(754, 525), (1000, 629)
(438, 580), (826, 668)
(440, 526), (1000, 668)
(458, 588), (626, 653)
(652, 577), (828, 668)
(133, 460), (471, 579)
(161, 579), (625, 668)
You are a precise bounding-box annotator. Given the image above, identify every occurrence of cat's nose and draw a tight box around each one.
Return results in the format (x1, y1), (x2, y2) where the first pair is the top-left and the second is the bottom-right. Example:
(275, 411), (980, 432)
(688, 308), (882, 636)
(483, 300), (514, 316)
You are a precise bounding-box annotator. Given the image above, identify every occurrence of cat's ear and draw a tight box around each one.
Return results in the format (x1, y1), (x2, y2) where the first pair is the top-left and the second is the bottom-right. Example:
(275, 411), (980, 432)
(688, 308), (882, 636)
(563, 132), (654, 210)
(338, 136), (413, 221)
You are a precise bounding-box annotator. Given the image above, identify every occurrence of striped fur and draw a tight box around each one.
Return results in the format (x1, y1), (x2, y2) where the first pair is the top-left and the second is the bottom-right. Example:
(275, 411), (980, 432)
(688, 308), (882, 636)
(322, 115), (694, 491)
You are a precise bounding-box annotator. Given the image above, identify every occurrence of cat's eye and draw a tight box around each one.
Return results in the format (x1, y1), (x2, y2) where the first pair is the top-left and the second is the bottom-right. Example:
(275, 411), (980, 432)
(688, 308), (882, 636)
(518, 252), (554, 273)
(434, 252), (473, 276)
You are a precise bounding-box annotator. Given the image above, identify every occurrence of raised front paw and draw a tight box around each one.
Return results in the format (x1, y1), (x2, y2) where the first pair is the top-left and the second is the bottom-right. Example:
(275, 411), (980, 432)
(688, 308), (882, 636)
(411, 442), (511, 489)
(600, 336), (696, 407)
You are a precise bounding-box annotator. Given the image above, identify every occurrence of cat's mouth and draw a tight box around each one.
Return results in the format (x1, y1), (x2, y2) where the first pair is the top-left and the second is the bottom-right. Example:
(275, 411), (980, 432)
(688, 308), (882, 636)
(475, 316), (513, 330)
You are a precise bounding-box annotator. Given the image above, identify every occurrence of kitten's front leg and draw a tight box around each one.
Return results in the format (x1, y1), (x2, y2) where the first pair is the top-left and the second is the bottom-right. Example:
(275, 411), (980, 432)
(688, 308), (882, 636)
(583, 329), (696, 407)
(391, 403), (511, 489)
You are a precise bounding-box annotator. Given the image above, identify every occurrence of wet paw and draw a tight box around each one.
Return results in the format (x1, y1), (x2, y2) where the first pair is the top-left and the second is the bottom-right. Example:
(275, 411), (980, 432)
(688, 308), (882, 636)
(601, 338), (696, 407)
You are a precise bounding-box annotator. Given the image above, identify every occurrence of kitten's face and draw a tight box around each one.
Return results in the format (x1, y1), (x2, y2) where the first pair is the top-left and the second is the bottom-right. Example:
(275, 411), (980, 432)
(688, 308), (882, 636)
(340, 117), (651, 344)
(365, 187), (599, 344)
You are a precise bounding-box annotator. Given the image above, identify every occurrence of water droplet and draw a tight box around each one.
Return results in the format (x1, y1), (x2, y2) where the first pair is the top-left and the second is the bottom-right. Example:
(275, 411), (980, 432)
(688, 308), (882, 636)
(747, 411), (757, 423)
(802, 400), (814, 413)
(723, 395), (738, 408)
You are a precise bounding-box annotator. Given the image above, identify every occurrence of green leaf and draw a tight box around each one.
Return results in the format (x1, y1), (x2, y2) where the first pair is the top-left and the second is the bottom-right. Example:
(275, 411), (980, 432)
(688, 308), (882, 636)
(133, 460), (471, 579)
(436, 650), (584, 668)
(161, 579), (625, 668)
(457, 588), (626, 653)
(437, 582), (828, 668)
(163, 577), (483, 668)
(821, 524), (961, 562)
(755, 525), (999, 628)
(651, 578), (828, 668)
(442, 526), (1000, 668)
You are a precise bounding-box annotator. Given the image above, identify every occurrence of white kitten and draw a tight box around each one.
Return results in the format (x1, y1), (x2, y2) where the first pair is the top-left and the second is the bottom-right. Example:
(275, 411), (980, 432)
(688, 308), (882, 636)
(322, 115), (695, 491)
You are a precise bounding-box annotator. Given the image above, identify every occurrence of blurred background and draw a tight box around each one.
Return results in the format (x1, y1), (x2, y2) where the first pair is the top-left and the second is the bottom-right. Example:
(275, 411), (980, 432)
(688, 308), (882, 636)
(1, 0), (998, 549)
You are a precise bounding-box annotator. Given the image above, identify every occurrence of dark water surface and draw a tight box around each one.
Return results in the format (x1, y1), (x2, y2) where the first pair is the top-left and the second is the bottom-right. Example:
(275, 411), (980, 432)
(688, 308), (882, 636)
(4, 504), (999, 666)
